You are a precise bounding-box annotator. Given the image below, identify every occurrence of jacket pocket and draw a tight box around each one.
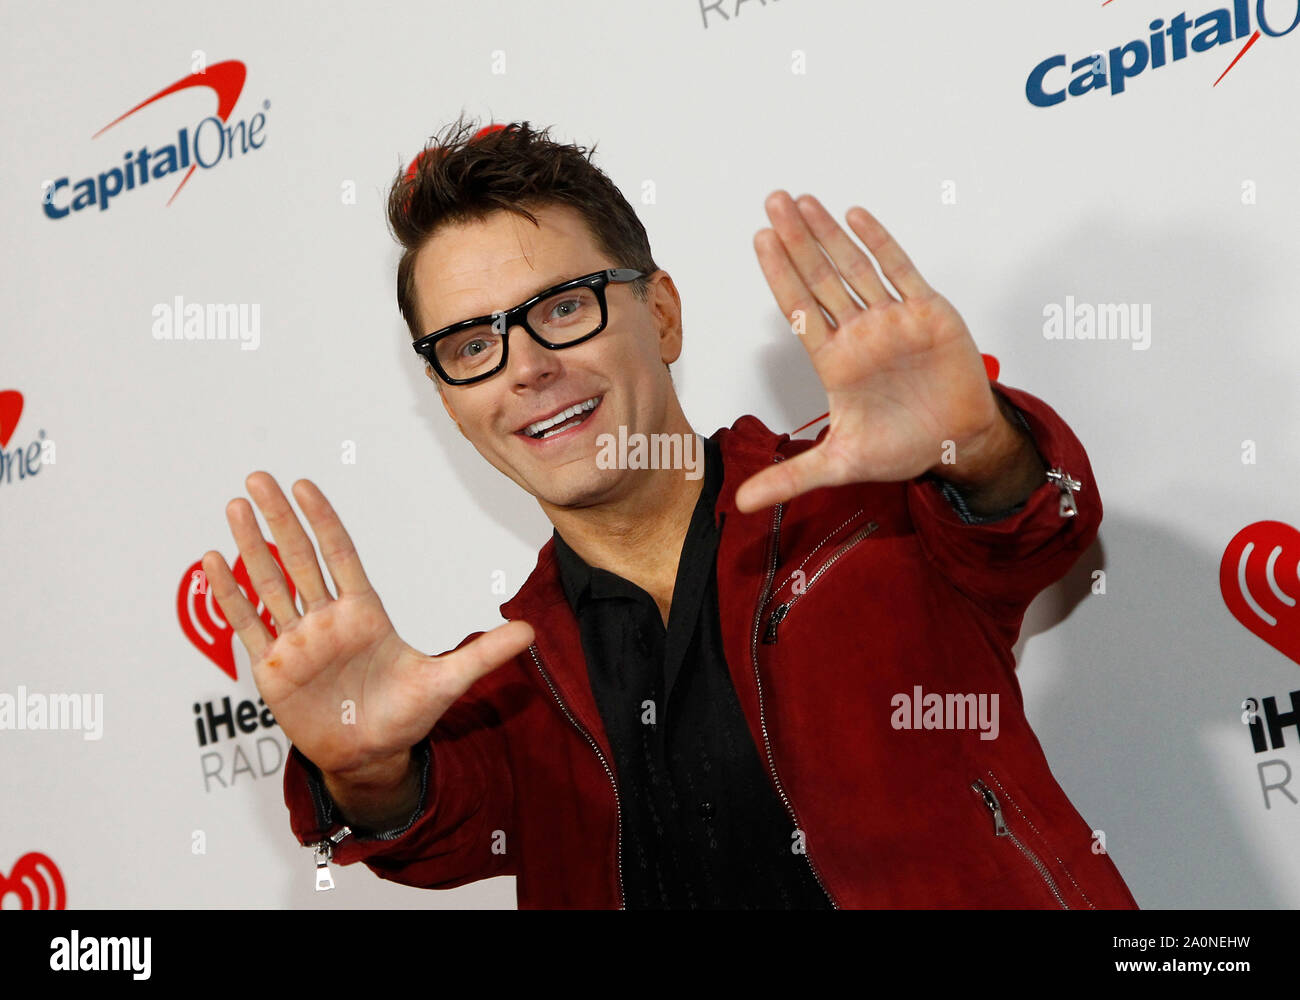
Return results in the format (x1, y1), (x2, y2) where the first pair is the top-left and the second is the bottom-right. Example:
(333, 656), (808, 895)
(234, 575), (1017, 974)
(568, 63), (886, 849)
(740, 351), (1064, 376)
(970, 771), (1089, 910)
(759, 509), (879, 644)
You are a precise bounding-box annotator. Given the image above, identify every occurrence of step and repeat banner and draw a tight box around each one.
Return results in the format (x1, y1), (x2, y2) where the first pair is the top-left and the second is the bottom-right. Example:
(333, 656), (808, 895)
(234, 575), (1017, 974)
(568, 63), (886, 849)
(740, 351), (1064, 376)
(2, 0), (1297, 909)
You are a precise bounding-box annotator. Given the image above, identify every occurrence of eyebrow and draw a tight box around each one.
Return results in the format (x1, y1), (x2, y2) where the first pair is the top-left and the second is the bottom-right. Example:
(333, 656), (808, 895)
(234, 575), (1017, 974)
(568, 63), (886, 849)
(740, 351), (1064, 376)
(445, 272), (578, 328)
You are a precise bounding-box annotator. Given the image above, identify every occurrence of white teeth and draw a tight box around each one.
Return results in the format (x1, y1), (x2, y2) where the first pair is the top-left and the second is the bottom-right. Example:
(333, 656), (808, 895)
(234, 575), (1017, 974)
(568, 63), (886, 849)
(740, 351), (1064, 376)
(524, 396), (600, 438)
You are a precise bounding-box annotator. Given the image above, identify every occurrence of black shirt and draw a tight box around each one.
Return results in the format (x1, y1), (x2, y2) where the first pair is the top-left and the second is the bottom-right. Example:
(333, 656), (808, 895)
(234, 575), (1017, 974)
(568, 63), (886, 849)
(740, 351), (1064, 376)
(552, 434), (833, 909)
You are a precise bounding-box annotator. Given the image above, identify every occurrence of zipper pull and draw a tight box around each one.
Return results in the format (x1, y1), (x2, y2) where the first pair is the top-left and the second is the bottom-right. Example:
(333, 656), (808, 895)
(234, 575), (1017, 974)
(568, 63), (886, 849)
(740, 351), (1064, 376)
(312, 825), (353, 891)
(971, 780), (1008, 836)
(762, 602), (790, 644)
(313, 847), (334, 892)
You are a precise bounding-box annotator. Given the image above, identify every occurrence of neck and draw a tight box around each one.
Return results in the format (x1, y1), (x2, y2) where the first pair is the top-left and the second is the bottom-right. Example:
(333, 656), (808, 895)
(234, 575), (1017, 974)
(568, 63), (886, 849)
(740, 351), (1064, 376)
(543, 414), (704, 607)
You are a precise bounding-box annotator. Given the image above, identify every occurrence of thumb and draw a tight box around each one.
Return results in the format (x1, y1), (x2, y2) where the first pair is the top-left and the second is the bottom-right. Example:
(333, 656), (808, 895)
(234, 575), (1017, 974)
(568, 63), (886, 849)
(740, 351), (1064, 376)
(435, 619), (535, 699)
(733, 445), (838, 512)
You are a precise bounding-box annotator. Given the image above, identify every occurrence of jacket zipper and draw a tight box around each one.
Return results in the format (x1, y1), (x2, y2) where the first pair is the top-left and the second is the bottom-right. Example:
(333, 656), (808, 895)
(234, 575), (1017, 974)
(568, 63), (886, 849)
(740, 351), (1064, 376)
(305, 758), (354, 891)
(750, 453), (839, 909)
(763, 508), (869, 614)
(312, 824), (353, 892)
(528, 642), (626, 910)
(761, 515), (879, 644)
(971, 776), (1069, 909)
(305, 743), (432, 891)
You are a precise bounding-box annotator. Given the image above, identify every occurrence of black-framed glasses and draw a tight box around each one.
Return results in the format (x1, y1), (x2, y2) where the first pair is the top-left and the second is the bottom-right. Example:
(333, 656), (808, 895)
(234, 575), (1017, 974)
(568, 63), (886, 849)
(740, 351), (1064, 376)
(412, 267), (647, 386)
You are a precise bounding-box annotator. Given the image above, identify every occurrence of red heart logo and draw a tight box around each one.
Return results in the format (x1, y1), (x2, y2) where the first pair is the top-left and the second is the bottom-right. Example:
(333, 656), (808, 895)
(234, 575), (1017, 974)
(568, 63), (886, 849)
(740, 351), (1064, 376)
(0, 390), (23, 449)
(177, 545), (297, 681)
(0, 852), (65, 909)
(1220, 520), (1300, 667)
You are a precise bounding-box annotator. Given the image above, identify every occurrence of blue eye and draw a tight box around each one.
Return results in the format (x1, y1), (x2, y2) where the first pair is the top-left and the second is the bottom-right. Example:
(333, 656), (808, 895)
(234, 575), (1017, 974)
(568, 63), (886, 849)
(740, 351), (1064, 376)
(548, 297), (582, 321)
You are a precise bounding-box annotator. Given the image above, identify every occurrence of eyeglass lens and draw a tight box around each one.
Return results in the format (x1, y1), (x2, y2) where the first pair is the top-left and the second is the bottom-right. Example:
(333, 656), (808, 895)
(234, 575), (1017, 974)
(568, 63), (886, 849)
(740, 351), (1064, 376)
(434, 285), (601, 381)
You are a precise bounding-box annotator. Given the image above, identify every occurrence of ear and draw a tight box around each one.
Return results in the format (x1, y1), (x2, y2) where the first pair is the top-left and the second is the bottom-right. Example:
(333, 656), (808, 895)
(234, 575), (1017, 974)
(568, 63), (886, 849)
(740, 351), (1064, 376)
(649, 271), (684, 365)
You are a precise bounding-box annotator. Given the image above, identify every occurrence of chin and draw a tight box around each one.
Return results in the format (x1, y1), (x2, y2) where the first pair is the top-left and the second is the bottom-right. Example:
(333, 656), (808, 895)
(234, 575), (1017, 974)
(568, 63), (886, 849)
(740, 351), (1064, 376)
(529, 466), (624, 510)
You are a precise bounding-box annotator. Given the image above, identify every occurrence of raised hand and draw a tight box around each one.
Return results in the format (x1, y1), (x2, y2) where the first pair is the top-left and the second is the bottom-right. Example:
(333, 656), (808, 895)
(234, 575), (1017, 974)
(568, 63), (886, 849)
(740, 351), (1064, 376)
(735, 192), (1013, 513)
(203, 473), (534, 792)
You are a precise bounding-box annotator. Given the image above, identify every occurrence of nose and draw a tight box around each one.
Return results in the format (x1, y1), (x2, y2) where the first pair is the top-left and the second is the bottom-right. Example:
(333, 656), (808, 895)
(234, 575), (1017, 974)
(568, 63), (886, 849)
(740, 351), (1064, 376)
(506, 322), (561, 389)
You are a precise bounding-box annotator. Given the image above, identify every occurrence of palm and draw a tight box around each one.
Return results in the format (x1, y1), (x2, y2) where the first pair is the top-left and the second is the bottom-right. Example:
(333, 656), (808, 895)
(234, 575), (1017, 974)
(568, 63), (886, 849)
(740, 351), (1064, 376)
(737, 193), (999, 511)
(247, 590), (435, 776)
(810, 292), (995, 483)
(203, 473), (534, 782)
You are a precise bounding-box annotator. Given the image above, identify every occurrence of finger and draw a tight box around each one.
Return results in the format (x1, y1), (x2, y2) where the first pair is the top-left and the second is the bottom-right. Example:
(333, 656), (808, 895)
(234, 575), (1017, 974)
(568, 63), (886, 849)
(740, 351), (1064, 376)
(733, 446), (839, 512)
(244, 472), (333, 612)
(436, 619), (536, 700)
(754, 228), (832, 354)
(290, 478), (375, 598)
(202, 550), (273, 662)
(795, 194), (895, 309)
(226, 491), (301, 631)
(764, 190), (863, 329)
(844, 206), (933, 302)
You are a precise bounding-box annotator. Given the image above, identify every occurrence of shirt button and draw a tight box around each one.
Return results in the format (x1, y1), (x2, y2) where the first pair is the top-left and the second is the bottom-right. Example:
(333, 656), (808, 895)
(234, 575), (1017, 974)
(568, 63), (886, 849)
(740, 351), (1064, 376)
(698, 801), (715, 819)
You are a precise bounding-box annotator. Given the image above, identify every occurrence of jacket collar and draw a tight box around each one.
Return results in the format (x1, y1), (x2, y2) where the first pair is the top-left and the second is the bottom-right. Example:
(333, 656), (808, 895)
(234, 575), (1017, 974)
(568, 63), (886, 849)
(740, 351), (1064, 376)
(498, 414), (786, 621)
(498, 414), (792, 766)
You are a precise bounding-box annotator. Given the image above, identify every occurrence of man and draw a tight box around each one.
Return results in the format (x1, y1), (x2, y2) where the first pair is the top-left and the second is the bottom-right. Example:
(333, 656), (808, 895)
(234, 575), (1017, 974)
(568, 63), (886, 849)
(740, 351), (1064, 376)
(204, 117), (1138, 909)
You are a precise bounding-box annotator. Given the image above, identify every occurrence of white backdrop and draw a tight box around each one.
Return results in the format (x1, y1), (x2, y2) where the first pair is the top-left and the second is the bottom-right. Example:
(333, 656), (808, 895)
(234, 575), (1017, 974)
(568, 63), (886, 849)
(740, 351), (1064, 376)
(3, 0), (1298, 909)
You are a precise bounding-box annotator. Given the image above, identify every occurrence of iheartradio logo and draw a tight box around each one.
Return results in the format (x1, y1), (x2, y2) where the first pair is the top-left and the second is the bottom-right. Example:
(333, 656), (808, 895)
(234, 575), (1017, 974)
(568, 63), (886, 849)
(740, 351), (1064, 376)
(1, 852), (65, 909)
(1220, 521), (1300, 667)
(177, 546), (296, 681)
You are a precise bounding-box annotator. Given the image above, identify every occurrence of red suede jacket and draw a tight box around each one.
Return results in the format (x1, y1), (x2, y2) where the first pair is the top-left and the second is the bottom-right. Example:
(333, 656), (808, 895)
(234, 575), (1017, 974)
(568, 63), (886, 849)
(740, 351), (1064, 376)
(283, 381), (1139, 909)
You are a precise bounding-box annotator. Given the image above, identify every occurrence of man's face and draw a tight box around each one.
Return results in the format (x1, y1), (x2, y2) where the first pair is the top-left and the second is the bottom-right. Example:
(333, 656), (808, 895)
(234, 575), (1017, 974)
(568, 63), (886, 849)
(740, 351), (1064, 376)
(413, 202), (683, 509)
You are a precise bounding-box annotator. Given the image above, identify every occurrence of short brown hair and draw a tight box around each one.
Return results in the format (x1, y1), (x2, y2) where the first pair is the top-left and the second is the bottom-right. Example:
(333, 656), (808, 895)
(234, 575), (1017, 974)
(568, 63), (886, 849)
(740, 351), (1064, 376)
(387, 113), (659, 342)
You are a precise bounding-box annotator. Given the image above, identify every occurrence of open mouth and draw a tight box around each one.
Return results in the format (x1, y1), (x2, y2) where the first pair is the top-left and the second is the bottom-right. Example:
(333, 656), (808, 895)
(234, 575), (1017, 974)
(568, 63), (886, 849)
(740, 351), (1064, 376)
(517, 395), (603, 441)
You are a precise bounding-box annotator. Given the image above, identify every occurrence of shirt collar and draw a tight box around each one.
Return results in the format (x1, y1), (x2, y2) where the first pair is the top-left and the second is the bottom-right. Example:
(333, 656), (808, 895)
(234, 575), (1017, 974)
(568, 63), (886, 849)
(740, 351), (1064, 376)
(500, 414), (787, 623)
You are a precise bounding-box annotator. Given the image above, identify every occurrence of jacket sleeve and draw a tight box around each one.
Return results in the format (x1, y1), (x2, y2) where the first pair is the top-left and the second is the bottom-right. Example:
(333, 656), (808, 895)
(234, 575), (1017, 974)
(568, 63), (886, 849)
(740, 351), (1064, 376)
(903, 380), (1103, 650)
(281, 629), (519, 892)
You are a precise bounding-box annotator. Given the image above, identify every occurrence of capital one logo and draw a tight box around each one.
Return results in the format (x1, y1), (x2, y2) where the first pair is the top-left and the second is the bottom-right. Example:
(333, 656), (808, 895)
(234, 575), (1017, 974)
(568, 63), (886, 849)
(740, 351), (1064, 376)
(1026, 0), (1298, 106)
(178, 546), (296, 681)
(43, 59), (269, 219)
(0, 389), (55, 489)
(1221, 521), (1300, 666)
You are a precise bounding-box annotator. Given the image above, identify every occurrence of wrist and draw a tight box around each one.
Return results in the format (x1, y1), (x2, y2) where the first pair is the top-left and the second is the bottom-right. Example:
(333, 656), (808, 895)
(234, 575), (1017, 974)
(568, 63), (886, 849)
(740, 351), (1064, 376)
(323, 747), (414, 788)
(927, 394), (1047, 516)
(321, 749), (421, 826)
(321, 743), (413, 801)
(930, 393), (1027, 489)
